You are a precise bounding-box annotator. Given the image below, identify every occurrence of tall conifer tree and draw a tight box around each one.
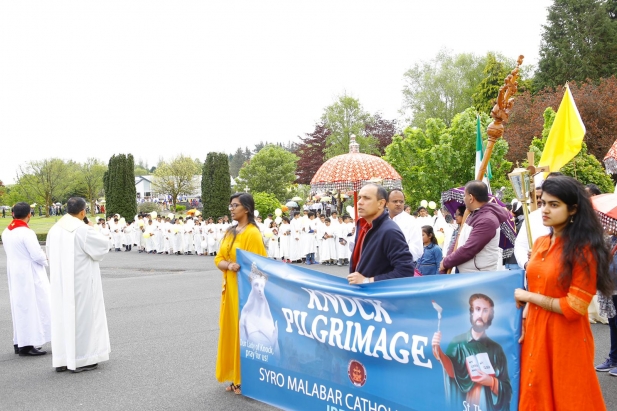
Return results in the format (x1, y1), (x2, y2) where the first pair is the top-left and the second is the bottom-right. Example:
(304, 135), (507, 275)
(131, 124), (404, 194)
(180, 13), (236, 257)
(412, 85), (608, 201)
(536, 0), (617, 90)
(202, 152), (231, 219)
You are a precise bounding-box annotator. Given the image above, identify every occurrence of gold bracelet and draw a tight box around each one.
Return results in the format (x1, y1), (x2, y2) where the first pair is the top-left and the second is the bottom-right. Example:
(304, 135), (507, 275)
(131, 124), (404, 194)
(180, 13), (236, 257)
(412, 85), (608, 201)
(541, 296), (554, 312)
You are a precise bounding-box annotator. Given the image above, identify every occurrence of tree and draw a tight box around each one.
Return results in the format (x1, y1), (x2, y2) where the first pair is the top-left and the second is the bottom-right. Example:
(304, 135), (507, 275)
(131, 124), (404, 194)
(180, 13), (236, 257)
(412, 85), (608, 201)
(17, 159), (73, 217)
(0, 179), (5, 205)
(229, 147), (249, 178)
(253, 192), (281, 217)
(504, 77), (617, 165)
(384, 108), (512, 207)
(238, 145), (298, 201)
(78, 158), (107, 217)
(104, 154), (137, 220)
(365, 113), (399, 156)
(202, 152), (231, 219)
(528, 107), (614, 192)
(321, 94), (377, 158)
(535, 0), (617, 91)
(134, 165), (149, 176)
(472, 53), (533, 115)
(153, 155), (199, 211)
(402, 50), (486, 127)
(294, 123), (330, 185)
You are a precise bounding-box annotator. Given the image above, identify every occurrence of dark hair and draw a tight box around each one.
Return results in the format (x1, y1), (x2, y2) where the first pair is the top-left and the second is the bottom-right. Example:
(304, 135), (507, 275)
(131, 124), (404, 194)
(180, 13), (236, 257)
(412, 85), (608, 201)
(541, 176), (612, 296)
(585, 183), (602, 196)
(465, 180), (489, 203)
(12, 202), (31, 219)
(325, 217), (331, 223)
(417, 206), (426, 212)
(422, 225), (438, 245)
(546, 171), (563, 179)
(282, 216), (290, 223)
(386, 188), (404, 202)
(308, 211), (315, 218)
(67, 197), (87, 215)
(226, 192), (258, 235)
(469, 293), (495, 327)
(455, 205), (466, 217)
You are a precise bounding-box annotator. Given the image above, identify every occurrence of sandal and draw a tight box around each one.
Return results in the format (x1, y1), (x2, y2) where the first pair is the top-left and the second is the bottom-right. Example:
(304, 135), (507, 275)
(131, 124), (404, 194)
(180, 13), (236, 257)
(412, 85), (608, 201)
(233, 384), (242, 395)
(225, 383), (236, 392)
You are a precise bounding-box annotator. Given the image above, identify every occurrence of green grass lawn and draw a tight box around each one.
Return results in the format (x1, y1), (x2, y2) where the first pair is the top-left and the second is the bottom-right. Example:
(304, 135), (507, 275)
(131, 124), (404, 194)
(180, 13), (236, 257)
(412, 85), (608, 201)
(0, 214), (105, 235)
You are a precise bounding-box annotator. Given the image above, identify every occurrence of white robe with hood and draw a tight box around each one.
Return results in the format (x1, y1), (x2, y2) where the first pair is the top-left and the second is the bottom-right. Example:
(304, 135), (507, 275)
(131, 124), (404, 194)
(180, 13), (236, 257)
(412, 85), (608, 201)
(46, 214), (110, 370)
(2, 223), (51, 347)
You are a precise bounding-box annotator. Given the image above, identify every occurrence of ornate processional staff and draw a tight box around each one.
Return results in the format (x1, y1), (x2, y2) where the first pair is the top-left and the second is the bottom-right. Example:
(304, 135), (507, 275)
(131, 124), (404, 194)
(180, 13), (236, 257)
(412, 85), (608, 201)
(448, 55), (524, 272)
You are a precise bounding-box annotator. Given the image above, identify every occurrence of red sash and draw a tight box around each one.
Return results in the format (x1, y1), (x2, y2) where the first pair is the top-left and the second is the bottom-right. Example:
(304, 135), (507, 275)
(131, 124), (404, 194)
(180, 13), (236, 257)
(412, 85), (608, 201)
(8, 219), (29, 230)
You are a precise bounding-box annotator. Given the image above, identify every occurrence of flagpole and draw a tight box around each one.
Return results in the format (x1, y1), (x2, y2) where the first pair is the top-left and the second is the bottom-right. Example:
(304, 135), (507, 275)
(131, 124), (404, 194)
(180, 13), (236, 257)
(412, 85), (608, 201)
(447, 55), (524, 273)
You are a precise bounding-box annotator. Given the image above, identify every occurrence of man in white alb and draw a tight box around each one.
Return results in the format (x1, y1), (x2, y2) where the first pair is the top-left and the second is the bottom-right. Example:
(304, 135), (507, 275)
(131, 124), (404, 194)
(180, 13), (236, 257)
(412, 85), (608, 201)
(2, 202), (51, 356)
(386, 189), (423, 262)
(46, 197), (110, 373)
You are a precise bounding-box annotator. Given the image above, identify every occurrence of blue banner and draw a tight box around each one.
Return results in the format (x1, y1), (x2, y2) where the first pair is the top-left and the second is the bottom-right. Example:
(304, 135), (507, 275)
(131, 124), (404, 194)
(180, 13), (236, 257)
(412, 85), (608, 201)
(237, 250), (524, 411)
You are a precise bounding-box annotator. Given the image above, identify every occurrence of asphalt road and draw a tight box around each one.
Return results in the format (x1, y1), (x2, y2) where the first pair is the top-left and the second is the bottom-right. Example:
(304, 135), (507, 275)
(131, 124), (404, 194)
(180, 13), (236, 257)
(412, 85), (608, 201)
(1, 247), (615, 411)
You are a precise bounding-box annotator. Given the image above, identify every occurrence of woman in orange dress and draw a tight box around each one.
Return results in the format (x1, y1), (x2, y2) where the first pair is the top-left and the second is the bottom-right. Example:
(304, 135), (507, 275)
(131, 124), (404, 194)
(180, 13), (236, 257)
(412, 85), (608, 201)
(214, 193), (266, 395)
(514, 176), (613, 410)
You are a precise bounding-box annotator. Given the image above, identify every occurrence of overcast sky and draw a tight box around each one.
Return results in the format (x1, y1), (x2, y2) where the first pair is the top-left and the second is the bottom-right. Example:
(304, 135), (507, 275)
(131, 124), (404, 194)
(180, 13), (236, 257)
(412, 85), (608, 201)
(0, 0), (553, 184)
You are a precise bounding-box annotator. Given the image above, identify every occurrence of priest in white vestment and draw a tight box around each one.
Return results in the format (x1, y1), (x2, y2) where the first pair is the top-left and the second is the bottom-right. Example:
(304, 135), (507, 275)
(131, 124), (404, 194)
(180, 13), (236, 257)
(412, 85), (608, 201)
(2, 202), (51, 356)
(46, 197), (110, 372)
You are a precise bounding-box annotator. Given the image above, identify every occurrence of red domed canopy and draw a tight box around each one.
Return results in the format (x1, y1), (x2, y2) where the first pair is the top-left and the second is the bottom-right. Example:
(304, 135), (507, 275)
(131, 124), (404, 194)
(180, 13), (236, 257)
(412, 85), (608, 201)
(310, 136), (402, 192)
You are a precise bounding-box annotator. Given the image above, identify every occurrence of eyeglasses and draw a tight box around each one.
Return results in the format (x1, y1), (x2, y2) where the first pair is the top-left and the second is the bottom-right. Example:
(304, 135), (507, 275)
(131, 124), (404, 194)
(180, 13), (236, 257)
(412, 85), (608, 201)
(228, 203), (242, 210)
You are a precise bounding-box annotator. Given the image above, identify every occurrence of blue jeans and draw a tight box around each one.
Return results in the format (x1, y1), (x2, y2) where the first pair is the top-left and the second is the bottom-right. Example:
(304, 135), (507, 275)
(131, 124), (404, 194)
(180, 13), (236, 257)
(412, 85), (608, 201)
(609, 295), (617, 363)
(505, 263), (522, 270)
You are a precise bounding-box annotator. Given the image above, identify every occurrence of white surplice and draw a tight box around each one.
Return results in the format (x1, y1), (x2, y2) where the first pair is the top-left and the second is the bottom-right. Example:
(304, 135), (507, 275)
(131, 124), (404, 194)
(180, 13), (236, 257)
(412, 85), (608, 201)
(46, 214), (111, 370)
(2, 223), (51, 347)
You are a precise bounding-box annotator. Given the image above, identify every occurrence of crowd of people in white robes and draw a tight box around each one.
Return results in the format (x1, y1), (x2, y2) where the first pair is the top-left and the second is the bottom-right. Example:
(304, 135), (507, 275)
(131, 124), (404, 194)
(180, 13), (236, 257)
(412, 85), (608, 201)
(256, 211), (355, 266)
(94, 213), (233, 256)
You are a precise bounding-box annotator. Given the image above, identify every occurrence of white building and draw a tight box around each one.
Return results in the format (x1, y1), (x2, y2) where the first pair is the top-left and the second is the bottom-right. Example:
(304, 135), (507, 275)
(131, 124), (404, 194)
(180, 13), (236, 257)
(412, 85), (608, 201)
(135, 175), (237, 201)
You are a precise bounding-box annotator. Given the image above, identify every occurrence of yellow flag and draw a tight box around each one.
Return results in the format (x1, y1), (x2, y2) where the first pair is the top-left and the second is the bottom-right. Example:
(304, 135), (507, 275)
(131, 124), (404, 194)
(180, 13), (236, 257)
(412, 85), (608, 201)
(538, 85), (585, 172)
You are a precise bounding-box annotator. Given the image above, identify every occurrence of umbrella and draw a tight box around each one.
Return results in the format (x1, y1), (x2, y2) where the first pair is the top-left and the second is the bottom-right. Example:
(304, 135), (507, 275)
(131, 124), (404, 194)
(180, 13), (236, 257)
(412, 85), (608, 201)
(286, 201), (298, 208)
(291, 196), (303, 202)
(320, 196), (332, 202)
(441, 187), (516, 256)
(186, 208), (198, 216)
(591, 193), (617, 231)
(604, 140), (617, 174)
(310, 136), (402, 219)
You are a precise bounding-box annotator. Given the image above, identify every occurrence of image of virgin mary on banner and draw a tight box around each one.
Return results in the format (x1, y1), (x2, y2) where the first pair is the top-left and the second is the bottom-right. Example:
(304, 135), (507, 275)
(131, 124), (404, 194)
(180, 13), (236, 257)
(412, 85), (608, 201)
(236, 250), (523, 411)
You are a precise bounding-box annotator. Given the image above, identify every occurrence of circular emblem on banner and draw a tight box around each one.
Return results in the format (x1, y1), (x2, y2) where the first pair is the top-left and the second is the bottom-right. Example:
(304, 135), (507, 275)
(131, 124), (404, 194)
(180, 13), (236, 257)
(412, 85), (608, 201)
(348, 360), (367, 387)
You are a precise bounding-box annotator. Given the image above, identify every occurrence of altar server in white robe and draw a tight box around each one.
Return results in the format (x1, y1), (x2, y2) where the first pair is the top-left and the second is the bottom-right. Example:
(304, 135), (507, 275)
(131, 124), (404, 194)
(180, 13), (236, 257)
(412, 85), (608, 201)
(266, 222), (280, 259)
(279, 217), (292, 262)
(336, 215), (354, 265)
(205, 219), (216, 255)
(289, 212), (304, 262)
(193, 221), (204, 255)
(123, 221), (134, 251)
(319, 218), (337, 265)
(2, 202), (51, 356)
(184, 218), (195, 255)
(111, 217), (124, 251)
(173, 220), (184, 255)
(100, 221), (112, 250)
(46, 197), (110, 373)
(133, 216), (143, 246)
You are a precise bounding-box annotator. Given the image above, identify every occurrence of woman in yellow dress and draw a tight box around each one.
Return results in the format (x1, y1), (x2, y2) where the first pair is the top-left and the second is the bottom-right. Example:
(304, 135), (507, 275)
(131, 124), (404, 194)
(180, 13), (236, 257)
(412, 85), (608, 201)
(214, 193), (266, 395)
